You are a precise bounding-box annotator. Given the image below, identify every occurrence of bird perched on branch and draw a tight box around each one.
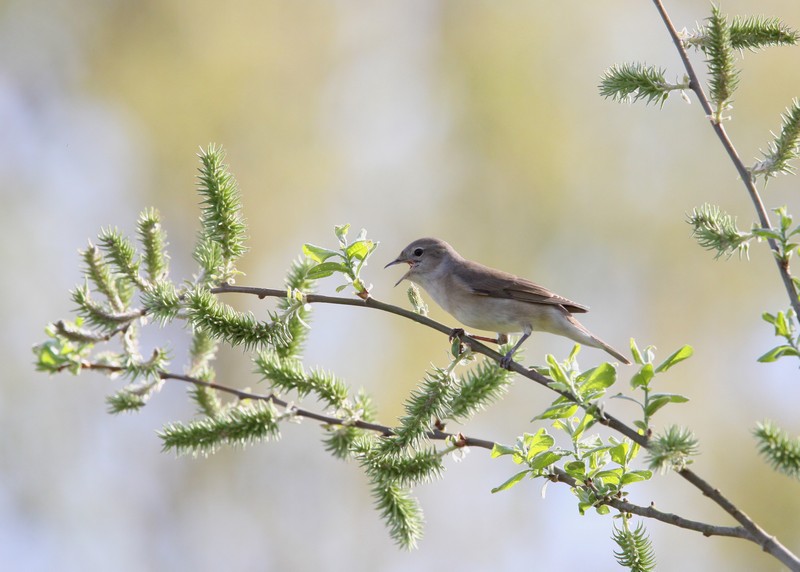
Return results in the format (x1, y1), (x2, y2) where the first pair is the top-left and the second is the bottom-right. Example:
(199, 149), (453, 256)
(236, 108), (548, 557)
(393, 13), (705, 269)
(385, 237), (629, 367)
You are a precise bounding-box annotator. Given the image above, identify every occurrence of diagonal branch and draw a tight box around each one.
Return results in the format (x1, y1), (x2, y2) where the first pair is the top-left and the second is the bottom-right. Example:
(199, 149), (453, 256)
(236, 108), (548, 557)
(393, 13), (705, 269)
(649, 3), (800, 569)
(212, 282), (800, 570)
(651, 0), (800, 320)
(213, 284), (646, 446)
(549, 468), (750, 539)
(71, 360), (496, 449)
(77, 359), (756, 543)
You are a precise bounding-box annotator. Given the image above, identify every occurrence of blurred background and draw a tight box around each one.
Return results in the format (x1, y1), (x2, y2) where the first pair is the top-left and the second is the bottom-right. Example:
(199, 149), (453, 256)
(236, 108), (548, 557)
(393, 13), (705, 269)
(3, 0), (800, 570)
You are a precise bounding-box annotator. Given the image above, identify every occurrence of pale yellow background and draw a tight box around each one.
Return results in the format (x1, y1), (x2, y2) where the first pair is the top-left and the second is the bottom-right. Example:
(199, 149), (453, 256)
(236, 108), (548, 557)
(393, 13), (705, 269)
(3, 1), (800, 570)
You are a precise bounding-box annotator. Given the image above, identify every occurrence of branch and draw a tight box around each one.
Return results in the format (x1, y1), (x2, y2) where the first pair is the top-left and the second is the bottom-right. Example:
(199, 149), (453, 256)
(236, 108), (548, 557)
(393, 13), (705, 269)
(77, 359), (757, 544)
(212, 284), (647, 448)
(606, 498), (750, 540)
(647, 4), (800, 567)
(72, 360), (497, 450)
(212, 283), (800, 570)
(651, 0), (800, 320)
(548, 468), (750, 539)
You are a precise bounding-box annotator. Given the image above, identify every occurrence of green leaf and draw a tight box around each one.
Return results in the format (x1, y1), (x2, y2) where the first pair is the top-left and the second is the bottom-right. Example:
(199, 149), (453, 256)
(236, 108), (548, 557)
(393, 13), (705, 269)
(611, 394), (643, 408)
(645, 393), (690, 417)
(630, 339), (644, 365)
(564, 460), (586, 479)
(546, 381), (572, 394)
(491, 470), (530, 493)
(529, 450), (566, 471)
(649, 392), (689, 404)
(302, 243), (339, 263)
(775, 311), (789, 337)
(306, 261), (349, 279)
(345, 239), (374, 261)
(655, 345), (693, 373)
(610, 442), (628, 466)
(752, 228), (784, 241)
(577, 363), (617, 396)
(630, 364), (654, 389)
(573, 413), (597, 442)
(758, 345), (800, 362)
(491, 443), (517, 458)
(334, 224), (351, 244)
(534, 402), (578, 420)
(595, 469), (622, 486)
(621, 470), (653, 484)
(523, 428), (555, 459)
(545, 354), (569, 385)
(644, 396), (671, 418)
(595, 504), (611, 516)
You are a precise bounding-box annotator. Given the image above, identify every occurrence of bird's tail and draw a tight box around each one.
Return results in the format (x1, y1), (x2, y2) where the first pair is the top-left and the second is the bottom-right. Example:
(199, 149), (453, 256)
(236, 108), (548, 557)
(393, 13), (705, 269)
(565, 315), (631, 365)
(590, 336), (631, 365)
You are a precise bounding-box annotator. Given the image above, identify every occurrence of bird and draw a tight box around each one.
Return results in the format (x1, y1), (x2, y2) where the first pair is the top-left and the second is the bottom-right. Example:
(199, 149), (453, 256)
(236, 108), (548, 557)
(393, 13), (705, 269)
(385, 237), (630, 367)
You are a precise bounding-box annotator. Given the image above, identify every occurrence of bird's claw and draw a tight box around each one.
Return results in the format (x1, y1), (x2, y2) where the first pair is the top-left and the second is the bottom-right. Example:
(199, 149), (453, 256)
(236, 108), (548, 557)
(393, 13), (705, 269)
(449, 328), (466, 343)
(499, 351), (514, 370)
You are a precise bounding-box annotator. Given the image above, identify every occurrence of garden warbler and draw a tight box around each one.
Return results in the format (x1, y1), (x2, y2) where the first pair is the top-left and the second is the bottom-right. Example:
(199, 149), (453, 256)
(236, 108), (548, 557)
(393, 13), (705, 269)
(385, 237), (630, 367)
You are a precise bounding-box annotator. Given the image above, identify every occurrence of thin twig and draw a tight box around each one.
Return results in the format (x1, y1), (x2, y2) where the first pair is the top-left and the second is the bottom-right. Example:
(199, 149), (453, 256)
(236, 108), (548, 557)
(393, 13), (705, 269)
(650, 2), (800, 568)
(651, 0), (800, 319)
(549, 468), (750, 539)
(72, 361), (495, 449)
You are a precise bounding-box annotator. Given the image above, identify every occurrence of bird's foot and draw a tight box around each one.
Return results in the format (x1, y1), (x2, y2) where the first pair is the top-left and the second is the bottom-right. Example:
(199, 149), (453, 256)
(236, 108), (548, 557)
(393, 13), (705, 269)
(499, 350), (515, 370)
(449, 328), (466, 343)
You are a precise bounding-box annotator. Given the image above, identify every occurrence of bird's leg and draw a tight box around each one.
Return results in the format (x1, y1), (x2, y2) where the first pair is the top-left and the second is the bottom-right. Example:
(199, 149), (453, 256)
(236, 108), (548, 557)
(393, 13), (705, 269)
(500, 331), (530, 369)
(449, 328), (506, 345)
(468, 333), (505, 344)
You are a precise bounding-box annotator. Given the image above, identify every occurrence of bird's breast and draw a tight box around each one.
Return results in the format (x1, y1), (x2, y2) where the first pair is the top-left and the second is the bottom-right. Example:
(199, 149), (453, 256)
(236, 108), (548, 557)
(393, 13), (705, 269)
(415, 275), (526, 334)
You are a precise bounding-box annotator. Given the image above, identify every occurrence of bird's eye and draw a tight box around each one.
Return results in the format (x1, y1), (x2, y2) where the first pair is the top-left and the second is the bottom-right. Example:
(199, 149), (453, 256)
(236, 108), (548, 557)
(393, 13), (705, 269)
(413, 247), (424, 257)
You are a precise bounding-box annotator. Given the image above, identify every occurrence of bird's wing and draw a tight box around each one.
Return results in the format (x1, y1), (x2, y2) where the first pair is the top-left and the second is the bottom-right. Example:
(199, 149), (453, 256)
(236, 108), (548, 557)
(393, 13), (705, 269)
(457, 263), (589, 314)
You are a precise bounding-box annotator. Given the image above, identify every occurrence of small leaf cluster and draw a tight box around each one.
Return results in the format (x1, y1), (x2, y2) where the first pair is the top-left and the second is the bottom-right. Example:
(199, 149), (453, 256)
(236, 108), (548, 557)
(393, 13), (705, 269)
(533, 346), (618, 418)
(751, 100), (800, 181)
(492, 415), (651, 517)
(33, 208), (175, 408)
(647, 425), (699, 473)
(753, 421), (800, 480)
(752, 207), (800, 267)
(684, 15), (799, 54)
(33, 145), (309, 420)
(704, 5), (739, 123)
(492, 349), (654, 504)
(303, 224), (378, 299)
(760, 309), (800, 363)
(160, 401), (282, 457)
(598, 63), (687, 107)
(615, 340), (693, 433)
(601, 6), (798, 128)
(34, 319), (96, 375)
(194, 144), (248, 283)
(613, 519), (657, 572)
(490, 342), (693, 567)
(687, 203), (752, 260)
(186, 288), (289, 351)
(355, 346), (513, 548)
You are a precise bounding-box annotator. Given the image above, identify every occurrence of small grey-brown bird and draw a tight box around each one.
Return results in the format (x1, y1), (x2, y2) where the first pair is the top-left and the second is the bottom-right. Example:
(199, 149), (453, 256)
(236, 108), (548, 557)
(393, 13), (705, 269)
(385, 237), (630, 367)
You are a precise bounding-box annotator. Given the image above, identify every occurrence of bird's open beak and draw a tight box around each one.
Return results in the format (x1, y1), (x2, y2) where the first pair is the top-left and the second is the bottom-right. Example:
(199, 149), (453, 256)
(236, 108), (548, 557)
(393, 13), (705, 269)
(384, 257), (413, 287)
